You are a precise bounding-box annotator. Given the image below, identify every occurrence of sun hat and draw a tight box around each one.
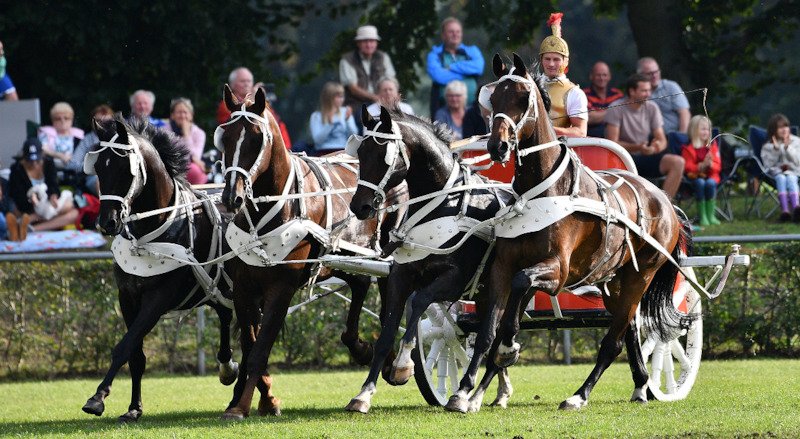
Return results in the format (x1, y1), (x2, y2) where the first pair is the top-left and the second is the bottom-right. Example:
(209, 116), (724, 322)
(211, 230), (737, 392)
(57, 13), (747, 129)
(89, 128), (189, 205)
(354, 25), (381, 41)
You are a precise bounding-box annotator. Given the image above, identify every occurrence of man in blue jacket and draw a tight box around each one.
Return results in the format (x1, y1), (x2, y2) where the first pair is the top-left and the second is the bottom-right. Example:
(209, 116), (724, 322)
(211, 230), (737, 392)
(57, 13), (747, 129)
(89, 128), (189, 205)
(426, 17), (484, 118)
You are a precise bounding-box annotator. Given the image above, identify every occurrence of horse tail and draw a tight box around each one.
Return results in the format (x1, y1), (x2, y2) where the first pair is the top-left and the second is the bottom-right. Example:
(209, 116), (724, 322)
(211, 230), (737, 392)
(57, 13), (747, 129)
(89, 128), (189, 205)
(639, 206), (698, 341)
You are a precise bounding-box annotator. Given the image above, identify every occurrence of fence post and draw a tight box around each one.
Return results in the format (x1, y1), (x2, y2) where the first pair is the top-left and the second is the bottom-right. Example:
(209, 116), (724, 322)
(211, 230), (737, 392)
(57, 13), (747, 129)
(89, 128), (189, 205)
(196, 307), (206, 375)
(563, 329), (572, 365)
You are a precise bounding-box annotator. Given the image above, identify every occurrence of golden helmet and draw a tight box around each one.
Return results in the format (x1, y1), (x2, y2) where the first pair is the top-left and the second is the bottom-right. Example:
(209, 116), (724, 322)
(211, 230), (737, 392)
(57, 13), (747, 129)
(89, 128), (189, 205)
(539, 12), (569, 58)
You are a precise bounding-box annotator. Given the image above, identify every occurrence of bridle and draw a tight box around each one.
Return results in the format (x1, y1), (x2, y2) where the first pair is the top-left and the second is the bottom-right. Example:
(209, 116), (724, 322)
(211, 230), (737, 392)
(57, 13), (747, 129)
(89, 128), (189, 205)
(213, 104), (273, 204)
(479, 68), (540, 159)
(345, 121), (409, 209)
(83, 132), (148, 219)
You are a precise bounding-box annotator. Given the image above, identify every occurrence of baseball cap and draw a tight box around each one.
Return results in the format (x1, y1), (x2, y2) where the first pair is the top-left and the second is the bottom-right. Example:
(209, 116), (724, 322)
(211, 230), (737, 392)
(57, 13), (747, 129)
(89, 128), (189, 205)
(22, 138), (43, 161)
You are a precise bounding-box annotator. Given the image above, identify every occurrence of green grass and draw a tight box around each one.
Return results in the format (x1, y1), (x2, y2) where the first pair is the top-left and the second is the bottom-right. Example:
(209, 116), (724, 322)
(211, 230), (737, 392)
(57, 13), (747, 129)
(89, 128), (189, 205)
(2, 359), (798, 438)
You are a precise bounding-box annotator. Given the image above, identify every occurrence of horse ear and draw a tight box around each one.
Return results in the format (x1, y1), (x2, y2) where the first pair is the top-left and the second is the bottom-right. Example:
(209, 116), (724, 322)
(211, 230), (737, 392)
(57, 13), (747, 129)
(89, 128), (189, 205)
(361, 104), (374, 126)
(379, 106), (392, 131)
(114, 120), (129, 144)
(223, 84), (237, 111)
(251, 87), (266, 115)
(512, 53), (528, 77)
(492, 54), (508, 78)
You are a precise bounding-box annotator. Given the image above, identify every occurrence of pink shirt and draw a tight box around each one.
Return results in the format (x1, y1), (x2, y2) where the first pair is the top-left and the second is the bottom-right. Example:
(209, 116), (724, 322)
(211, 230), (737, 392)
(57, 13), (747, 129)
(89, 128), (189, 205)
(164, 123), (206, 161)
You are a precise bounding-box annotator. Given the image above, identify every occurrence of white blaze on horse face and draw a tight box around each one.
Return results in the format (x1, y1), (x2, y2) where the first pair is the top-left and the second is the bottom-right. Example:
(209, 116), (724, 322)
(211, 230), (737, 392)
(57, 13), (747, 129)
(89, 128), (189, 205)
(227, 127), (246, 188)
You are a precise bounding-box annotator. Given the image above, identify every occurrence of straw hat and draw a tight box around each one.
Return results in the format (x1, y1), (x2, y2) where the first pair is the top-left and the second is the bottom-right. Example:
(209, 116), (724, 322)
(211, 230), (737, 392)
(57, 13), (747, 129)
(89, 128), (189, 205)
(354, 25), (381, 41)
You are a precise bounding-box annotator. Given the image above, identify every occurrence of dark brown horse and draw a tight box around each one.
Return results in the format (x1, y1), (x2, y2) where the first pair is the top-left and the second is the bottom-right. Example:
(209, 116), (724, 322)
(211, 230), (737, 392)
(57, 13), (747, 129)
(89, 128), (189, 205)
(445, 54), (694, 412)
(345, 106), (516, 413)
(81, 117), (237, 422)
(217, 86), (400, 419)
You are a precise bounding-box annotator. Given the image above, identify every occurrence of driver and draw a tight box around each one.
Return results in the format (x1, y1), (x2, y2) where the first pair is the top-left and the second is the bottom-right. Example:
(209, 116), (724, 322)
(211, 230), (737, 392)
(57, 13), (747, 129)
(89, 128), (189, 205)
(539, 12), (588, 137)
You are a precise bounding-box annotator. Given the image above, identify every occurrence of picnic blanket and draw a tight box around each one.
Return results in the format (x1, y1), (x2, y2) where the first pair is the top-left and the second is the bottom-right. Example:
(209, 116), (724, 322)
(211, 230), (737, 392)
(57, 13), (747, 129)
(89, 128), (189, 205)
(0, 230), (108, 253)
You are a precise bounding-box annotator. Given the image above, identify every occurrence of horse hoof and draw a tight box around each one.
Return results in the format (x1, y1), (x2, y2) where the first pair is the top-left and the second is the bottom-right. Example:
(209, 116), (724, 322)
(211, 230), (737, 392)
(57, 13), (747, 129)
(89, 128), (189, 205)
(630, 387), (648, 404)
(558, 395), (587, 411)
(219, 361), (239, 386)
(221, 408), (248, 421)
(390, 365), (413, 386)
(118, 409), (142, 423)
(82, 398), (104, 416)
(258, 398), (282, 417)
(489, 397), (509, 409)
(494, 348), (520, 368)
(344, 398), (370, 414)
(444, 395), (469, 413)
(467, 399), (482, 413)
(258, 406), (281, 417)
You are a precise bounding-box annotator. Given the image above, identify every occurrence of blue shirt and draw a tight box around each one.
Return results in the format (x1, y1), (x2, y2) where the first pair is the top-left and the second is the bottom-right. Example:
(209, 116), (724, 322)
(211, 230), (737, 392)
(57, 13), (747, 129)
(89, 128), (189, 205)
(0, 74), (16, 97)
(651, 79), (689, 134)
(426, 43), (484, 107)
(309, 107), (358, 152)
(434, 107), (463, 140)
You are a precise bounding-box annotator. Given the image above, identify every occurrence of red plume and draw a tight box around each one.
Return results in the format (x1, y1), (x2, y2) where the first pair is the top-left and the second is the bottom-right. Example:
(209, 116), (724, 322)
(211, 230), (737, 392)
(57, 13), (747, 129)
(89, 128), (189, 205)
(547, 12), (564, 27)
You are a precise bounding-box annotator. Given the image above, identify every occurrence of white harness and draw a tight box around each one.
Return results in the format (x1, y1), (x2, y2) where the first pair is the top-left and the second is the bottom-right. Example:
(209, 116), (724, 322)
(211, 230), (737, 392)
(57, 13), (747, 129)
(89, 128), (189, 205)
(84, 133), (148, 218)
(479, 68), (539, 160)
(345, 121), (409, 207)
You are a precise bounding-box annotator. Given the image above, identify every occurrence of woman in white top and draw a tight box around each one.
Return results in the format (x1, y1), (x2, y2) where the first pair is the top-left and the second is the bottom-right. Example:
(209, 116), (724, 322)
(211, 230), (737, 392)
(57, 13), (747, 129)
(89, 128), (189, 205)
(760, 113), (800, 221)
(309, 82), (359, 155)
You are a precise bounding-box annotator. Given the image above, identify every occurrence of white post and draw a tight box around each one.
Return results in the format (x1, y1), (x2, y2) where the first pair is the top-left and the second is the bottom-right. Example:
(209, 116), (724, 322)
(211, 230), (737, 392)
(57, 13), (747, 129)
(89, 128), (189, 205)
(563, 329), (572, 365)
(196, 307), (206, 375)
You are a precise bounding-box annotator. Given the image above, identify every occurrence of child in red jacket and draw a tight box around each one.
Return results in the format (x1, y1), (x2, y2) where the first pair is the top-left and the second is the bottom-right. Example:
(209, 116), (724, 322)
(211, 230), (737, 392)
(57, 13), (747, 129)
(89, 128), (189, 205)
(681, 115), (721, 226)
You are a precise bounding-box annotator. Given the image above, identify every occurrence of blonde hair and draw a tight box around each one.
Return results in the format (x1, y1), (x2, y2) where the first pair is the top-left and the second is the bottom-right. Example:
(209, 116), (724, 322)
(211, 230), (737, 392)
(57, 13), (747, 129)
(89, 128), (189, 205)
(319, 82), (344, 124)
(170, 97), (194, 115)
(50, 102), (74, 120)
(688, 115), (712, 147)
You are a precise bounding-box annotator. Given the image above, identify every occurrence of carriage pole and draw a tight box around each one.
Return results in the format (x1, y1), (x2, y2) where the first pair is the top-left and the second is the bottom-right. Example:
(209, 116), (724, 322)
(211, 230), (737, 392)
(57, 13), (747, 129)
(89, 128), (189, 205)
(196, 308), (206, 375)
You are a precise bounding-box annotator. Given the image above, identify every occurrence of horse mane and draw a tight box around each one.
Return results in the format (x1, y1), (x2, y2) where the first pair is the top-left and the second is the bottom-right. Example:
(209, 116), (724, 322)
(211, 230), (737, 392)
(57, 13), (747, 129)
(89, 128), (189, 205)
(528, 61), (552, 113)
(106, 115), (190, 180)
(385, 106), (454, 146)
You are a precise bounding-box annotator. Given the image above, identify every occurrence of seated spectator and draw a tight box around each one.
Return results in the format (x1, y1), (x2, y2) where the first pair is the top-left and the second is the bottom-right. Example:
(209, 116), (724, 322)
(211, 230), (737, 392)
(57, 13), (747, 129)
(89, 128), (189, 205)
(681, 115), (721, 225)
(129, 89), (166, 128)
(0, 40), (19, 101)
(462, 85), (489, 138)
(38, 102), (85, 185)
(637, 57), (690, 133)
(434, 80), (467, 140)
(71, 104), (114, 196)
(760, 113), (800, 222)
(426, 17), (484, 118)
(1, 176), (19, 241)
(340, 25), (396, 129)
(366, 77), (414, 117)
(605, 73), (684, 199)
(8, 138), (78, 233)
(163, 98), (208, 185)
(583, 61), (624, 138)
(309, 82), (358, 155)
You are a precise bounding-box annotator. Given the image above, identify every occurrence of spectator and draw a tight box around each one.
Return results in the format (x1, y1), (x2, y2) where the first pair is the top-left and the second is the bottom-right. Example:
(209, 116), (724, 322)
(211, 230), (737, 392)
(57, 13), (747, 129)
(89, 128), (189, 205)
(426, 17), (484, 118)
(539, 12), (588, 137)
(163, 98), (208, 185)
(760, 113), (800, 222)
(8, 138), (78, 233)
(434, 80), (467, 140)
(309, 82), (358, 155)
(583, 61), (624, 138)
(129, 89), (166, 128)
(0, 40), (19, 101)
(682, 115), (721, 226)
(366, 77), (414, 117)
(217, 68), (292, 149)
(1, 176), (18, 240)
(71, 104), (114, 196)
(637, 57), (690, 134)
(38, 102), (85, 181)
(462, 85), (489, 138)
(605, 73), (684, 199)
(340, 25), (396, 129)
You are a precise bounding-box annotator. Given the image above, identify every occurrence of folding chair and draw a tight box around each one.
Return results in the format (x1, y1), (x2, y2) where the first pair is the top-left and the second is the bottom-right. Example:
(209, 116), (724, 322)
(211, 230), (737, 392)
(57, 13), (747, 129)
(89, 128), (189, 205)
(743, 125), (781, 219)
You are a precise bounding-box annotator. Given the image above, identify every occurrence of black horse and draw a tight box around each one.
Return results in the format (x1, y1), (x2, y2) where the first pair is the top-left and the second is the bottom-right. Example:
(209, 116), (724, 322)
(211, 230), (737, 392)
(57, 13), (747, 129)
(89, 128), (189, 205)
(81, 117), (237, 422)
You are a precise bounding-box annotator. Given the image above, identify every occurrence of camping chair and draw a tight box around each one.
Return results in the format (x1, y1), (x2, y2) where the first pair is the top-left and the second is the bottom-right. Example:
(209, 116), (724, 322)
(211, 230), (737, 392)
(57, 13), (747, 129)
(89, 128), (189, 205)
(743, 125), (799, 219)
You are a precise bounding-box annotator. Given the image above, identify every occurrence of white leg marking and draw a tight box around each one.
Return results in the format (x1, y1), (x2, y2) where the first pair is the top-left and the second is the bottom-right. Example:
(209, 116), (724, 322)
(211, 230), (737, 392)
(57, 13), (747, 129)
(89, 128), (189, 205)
(562, 395), (588, 410)
(630, 384), (648, 403)
(468, 388), (486, 412)
(393, 341), (416, 369)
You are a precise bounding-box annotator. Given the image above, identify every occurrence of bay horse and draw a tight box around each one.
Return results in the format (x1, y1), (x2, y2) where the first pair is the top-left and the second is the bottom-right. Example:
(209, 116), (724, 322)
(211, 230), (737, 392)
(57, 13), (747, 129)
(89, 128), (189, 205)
(345, 106), (517, 413)
(445, 53), (695, 412)
(216, 85), (401, 420)
(81, 117), (237, 422)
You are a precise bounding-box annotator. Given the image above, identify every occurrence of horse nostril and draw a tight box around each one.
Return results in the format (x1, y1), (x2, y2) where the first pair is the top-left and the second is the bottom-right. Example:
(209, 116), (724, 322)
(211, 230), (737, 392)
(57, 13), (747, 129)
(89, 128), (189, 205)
(499, 141), (509, 154)
(233, 195), (244, 209)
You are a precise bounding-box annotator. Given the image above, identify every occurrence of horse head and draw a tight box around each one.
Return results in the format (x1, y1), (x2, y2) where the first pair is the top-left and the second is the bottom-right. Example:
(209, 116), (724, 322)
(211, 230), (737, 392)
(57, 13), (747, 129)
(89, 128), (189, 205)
(217, 84), (279, 211)
(348, 106), (409, 219)
(485, 53), (548, 163)
(88, 117), (153, 235)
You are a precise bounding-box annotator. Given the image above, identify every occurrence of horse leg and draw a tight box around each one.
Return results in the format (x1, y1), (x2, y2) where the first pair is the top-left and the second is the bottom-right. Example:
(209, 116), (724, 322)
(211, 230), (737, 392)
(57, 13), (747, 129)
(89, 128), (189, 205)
(223, 293), (260, 417)
(256, 373), (281, 416)
(345, 270), (414, 413)
(82, 291), (169, 419)
(117, 340), (146, 423)
(391, 266), (463, 385)
(445, 261), (511, 413)
(625, 320), (650, 403)
(465, 344), (507, 413)
(495, 261), (561, 368)
(210, 302), (238, 385)
(338, 274), (374, 366)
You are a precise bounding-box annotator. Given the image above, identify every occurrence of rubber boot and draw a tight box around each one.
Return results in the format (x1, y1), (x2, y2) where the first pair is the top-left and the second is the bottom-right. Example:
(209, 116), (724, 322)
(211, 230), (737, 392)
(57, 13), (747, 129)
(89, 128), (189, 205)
(706, 199), (721, 225)
(778, 193), (791, 222)
(790, 192), (800, 222)
(697, 200), (710, 226)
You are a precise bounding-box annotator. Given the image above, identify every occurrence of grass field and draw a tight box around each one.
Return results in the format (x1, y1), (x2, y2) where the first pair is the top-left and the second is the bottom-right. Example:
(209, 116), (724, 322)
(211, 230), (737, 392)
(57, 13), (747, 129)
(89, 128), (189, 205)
(2, 359), (798, 438)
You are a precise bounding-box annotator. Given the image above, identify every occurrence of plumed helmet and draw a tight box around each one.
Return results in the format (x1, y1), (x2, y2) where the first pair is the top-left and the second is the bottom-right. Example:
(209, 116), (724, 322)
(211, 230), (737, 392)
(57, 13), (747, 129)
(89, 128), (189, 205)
(539, 12), (569, 58)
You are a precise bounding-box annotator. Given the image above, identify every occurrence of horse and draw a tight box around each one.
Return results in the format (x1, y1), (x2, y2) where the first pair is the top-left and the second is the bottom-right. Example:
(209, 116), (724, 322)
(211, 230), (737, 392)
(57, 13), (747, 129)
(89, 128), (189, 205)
(344, 106), (518, 413)
(81, 117), (238, 422)
(216, 85), (402, 420)
(445, 53), (695, 412)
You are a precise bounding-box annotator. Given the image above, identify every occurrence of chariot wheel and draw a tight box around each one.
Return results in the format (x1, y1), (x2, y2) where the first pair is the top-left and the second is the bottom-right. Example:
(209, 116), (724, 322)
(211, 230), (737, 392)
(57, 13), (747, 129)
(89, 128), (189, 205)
(637, 267), (703, 401)
(412, 302), (472, 406)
